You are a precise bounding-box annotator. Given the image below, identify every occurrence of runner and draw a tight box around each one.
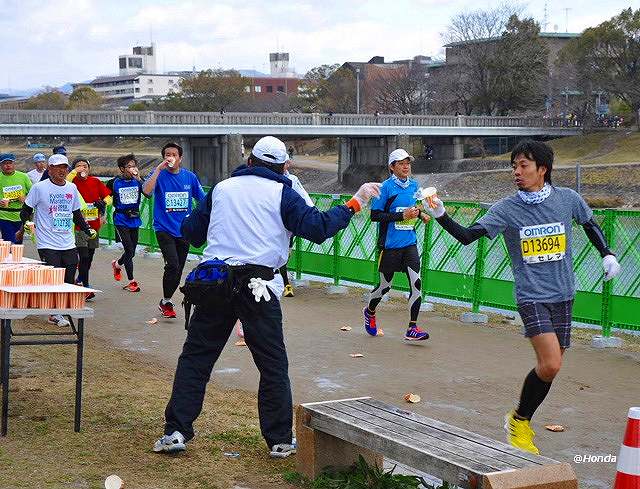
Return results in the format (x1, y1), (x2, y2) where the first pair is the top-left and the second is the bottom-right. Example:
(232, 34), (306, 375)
(17, 154), (97, 327)
(424, 139), (621, 454)
(142, 142), (205, 318)
(0, 153), (32, 244)
(111, 154), (144, 292)
(280, 158), (313, 297)
(27, 153), (47, 184)
(70, 157), (111, 298)
(363, 149), (430, 341)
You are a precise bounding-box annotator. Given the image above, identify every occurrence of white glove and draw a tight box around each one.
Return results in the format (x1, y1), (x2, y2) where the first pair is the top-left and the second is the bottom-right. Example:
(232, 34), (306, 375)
(602, 255), (621, 281)
(248, 277), (271, 302)
(425, 197), (446, 219)
(352, 182), (381, 208)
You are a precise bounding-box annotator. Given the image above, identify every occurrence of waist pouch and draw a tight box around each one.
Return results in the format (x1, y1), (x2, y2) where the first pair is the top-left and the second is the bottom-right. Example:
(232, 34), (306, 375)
(115, 208), (140, 219)
(180, 260), (275, 329)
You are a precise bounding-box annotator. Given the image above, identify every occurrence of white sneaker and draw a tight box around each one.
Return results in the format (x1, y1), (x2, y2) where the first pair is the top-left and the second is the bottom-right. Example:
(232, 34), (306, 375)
(48, 315), (70, 327)
(269, 438), (296, 458)
(153, 430), (186, 453)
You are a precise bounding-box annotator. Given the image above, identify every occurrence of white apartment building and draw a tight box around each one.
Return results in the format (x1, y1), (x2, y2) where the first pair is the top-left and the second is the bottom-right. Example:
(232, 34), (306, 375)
(79, 74), (181, 100)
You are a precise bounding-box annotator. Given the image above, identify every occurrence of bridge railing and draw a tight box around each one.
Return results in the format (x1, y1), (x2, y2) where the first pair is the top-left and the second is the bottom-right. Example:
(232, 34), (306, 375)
(99, 193), (638, 335)
(0, 109), (576, 128)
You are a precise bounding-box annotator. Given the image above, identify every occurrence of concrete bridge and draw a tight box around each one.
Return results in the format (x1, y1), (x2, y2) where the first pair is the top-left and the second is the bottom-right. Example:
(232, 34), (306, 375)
(0, 110), (582, 186)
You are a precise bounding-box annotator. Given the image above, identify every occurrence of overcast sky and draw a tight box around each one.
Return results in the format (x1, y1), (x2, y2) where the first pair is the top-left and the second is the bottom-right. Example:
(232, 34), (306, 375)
(1, 0), (637, 90)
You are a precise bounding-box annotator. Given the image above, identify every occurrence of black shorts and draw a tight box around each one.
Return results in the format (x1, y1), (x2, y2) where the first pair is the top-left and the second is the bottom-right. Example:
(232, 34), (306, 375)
(378, 245), (420, 275)
(517, 300), (573, 348)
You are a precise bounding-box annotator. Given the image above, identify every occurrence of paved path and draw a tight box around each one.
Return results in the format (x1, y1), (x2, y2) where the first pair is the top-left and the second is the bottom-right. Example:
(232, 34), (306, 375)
(37, 244), (638, 489)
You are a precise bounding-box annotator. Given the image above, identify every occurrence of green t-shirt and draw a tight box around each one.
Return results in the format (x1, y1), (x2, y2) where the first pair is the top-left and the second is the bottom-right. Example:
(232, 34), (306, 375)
(0, 171), (32, 222)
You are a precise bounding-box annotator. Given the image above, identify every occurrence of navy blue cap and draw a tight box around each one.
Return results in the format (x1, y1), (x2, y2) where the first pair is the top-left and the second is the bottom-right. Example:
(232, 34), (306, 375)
(0, 153), (16, 163)
(52, 146), (67, 155)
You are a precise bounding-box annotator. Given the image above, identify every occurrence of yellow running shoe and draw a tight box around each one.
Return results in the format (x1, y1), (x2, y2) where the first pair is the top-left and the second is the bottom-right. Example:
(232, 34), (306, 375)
(283, 284), (294, 297)
(504, 410), (540, 454)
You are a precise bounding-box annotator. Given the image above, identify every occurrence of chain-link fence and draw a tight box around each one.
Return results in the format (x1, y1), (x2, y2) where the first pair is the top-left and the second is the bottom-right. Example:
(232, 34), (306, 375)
(99, 192), (640, 334)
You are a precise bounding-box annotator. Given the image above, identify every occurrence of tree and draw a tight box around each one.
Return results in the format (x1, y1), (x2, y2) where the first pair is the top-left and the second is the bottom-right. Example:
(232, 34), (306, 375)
(369, 64), (432, 114)
(23, 88), (67, 109)
(291, 64), (356, 113)
(67, 86), (104, 109)
(560, 8), (640, 126)
(438, 4), (548, 115)
(156, 70), (248, 111)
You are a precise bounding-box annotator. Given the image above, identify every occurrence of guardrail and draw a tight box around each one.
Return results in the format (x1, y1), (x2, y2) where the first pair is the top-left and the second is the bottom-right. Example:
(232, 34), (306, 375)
(0, 110), (578, 128)
(99, 193), (636, 334)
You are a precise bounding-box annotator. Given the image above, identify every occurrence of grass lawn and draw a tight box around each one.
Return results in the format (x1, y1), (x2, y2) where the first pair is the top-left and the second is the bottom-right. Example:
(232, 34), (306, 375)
(0, 322), (296, 489)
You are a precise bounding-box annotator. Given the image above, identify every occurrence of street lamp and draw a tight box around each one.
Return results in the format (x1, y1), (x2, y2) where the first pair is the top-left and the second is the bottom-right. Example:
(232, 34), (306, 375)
(356, 68), (360, 114)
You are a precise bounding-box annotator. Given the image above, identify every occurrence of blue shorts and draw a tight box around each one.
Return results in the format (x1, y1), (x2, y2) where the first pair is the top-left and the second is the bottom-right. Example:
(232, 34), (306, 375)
(517, 300), (574, 348)
(0, 219), (22, 244)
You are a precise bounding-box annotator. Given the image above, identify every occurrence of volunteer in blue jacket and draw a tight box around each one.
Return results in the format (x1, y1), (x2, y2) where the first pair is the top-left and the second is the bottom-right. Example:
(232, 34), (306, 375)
(363, 149), (430, 341)
(425, 139), (621, 454)
(153, 136), (380, 458)
(143, 143), (205, 318)
(111, 153), (144, 293)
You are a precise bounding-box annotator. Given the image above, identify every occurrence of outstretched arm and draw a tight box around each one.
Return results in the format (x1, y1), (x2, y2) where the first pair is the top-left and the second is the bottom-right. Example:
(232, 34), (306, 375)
(426, 197), (488, 245)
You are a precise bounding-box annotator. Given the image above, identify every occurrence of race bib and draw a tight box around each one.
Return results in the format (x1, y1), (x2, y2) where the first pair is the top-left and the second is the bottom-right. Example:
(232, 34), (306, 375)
(520, 222), (566, 264)
(118, 186), (139, 205)
(82, 203), (99, 221)
(165, 191), (188, 212)
(2, 185), (23, 201)
(394, 206), (417, 231)
(52, 211), (73, 232)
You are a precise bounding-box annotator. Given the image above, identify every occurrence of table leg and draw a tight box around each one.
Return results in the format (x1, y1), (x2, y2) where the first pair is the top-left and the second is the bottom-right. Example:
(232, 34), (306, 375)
(1, 319), (11, 436)
(74, 318), (84, 433)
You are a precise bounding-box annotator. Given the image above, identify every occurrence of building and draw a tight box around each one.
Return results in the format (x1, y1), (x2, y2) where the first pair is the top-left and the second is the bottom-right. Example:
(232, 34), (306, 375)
(118, 44), (156, 76)
(75, 73), (181, 101)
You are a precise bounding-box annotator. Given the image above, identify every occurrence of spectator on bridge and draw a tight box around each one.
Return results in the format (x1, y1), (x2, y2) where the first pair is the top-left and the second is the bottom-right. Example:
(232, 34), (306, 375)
(424, 139), (621, 455)
(27, 153), (47, 184)
(142, 142), (205, 319)
(363, 148), (430, 342)
(0, 153), (32, 243)
(152, 135), (381, 457)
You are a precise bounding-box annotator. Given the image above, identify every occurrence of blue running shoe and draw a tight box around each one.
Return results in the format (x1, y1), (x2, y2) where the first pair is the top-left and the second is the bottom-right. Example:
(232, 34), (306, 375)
(404, 325), (429, 341)
(363, 307), (378, 336)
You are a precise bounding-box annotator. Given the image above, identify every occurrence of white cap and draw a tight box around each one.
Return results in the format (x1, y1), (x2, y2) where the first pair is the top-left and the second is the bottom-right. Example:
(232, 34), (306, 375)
(251, 136), (289, 165)
(388, 148), (414, 166)
(48, 154), (69, 166)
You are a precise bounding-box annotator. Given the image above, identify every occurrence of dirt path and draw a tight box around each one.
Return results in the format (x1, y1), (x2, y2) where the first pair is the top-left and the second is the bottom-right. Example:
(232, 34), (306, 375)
(29, 244), (638, 489)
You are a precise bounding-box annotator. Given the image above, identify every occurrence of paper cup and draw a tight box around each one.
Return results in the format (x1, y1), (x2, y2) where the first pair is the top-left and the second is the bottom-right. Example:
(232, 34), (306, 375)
(0, 291), (12, 308)
(14, 292), (29, 309)
(69, 292), (86, 309)
(55, 293), (68, 309)
(0, 247), (9, 262)
(29, 292), (40, 308)
(10, 244), (24, 262)
(41, 292), (55, 309)
(9, 268), (27, 286)
(51, 268), (65, 285)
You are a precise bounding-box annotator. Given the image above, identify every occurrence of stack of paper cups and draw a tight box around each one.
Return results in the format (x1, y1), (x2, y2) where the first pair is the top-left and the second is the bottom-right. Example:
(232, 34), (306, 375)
(41, 292), (55, 309)
(29, 292), (40, 308)
(14, 292), (29, 309)
(51, 268), (65, 285)
(55, 292), (68, 309)
(69, 292), (86, 309)
(10, 244), (24, 262)
(0, 291), (12, 308)
(9, 268), (27, 286)
(0, 268), (11, 286)
(0, 242), (10, 261)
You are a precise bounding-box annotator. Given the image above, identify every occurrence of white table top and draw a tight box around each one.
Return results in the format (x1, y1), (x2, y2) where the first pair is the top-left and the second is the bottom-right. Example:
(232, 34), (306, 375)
(0, 307), (94, 319)
(0, 284), (99, 293)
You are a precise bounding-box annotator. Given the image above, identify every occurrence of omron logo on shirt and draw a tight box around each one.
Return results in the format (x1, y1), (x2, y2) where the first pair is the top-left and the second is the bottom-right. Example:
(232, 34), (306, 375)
(519, 222), (566, 264)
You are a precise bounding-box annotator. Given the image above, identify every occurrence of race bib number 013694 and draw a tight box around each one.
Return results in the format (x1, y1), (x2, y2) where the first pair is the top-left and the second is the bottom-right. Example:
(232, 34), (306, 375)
(520, 222), (566, 264)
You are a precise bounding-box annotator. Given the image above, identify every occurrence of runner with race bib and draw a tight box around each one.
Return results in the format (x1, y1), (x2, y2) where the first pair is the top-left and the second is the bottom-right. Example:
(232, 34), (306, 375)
(0, 153), (32, 243)
(70, 157), (111, 298)
(142, 142), (205, 318)
(424, 139), (621, 455)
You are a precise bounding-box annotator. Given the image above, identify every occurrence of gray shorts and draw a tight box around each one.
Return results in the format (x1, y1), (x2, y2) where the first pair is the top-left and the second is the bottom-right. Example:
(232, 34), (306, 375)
(75, 231), (100, 249)
(516, 300), (574, 348)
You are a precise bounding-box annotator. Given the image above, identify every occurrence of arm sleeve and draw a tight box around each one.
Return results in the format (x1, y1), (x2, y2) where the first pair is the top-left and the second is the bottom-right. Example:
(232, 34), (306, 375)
(280, 185), (352, 244)
(370, 209), (405, 223)
(181, 187), (213, 248)
(436, 214), (488, 245)
(582, 218), (613, 257)
(72, 209), (91, 232)
(19, 204), (34, 224)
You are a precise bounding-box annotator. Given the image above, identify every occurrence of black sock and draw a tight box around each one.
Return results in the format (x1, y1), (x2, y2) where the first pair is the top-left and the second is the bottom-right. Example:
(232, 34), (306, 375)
(516, 368), (553, 420)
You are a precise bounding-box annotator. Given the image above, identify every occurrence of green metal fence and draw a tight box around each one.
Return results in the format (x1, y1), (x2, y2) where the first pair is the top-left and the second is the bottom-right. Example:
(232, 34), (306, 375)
(100, 193), (640, 335)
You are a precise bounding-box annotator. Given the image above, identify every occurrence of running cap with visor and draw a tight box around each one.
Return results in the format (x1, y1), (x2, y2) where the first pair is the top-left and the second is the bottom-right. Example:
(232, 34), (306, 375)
(251, 136), (289, 165)
(388, 148), (415, 166)
(33, 153), (46, 162)
(0, 153), (16, 163)
(48, 154), (69, 166)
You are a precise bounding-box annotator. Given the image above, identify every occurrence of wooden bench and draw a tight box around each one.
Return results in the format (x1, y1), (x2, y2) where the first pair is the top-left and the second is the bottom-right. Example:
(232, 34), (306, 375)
(296, 398), (577, 489)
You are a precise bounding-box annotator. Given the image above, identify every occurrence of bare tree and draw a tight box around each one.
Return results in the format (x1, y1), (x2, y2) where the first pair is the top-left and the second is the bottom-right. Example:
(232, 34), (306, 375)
(443, 2), (524, 44)
(369, 64), (432, 114)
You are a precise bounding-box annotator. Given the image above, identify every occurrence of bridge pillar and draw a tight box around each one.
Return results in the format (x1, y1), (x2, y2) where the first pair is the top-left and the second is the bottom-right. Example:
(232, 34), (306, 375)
(185, 136), (244, 187)
(422, 136), (466, 161)
(341, 136), (397, 187)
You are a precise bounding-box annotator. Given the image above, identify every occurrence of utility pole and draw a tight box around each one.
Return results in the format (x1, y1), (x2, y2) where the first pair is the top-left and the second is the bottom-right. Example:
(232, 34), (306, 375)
(356, 68), (361, 114)
(563, 8), (571, 33)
